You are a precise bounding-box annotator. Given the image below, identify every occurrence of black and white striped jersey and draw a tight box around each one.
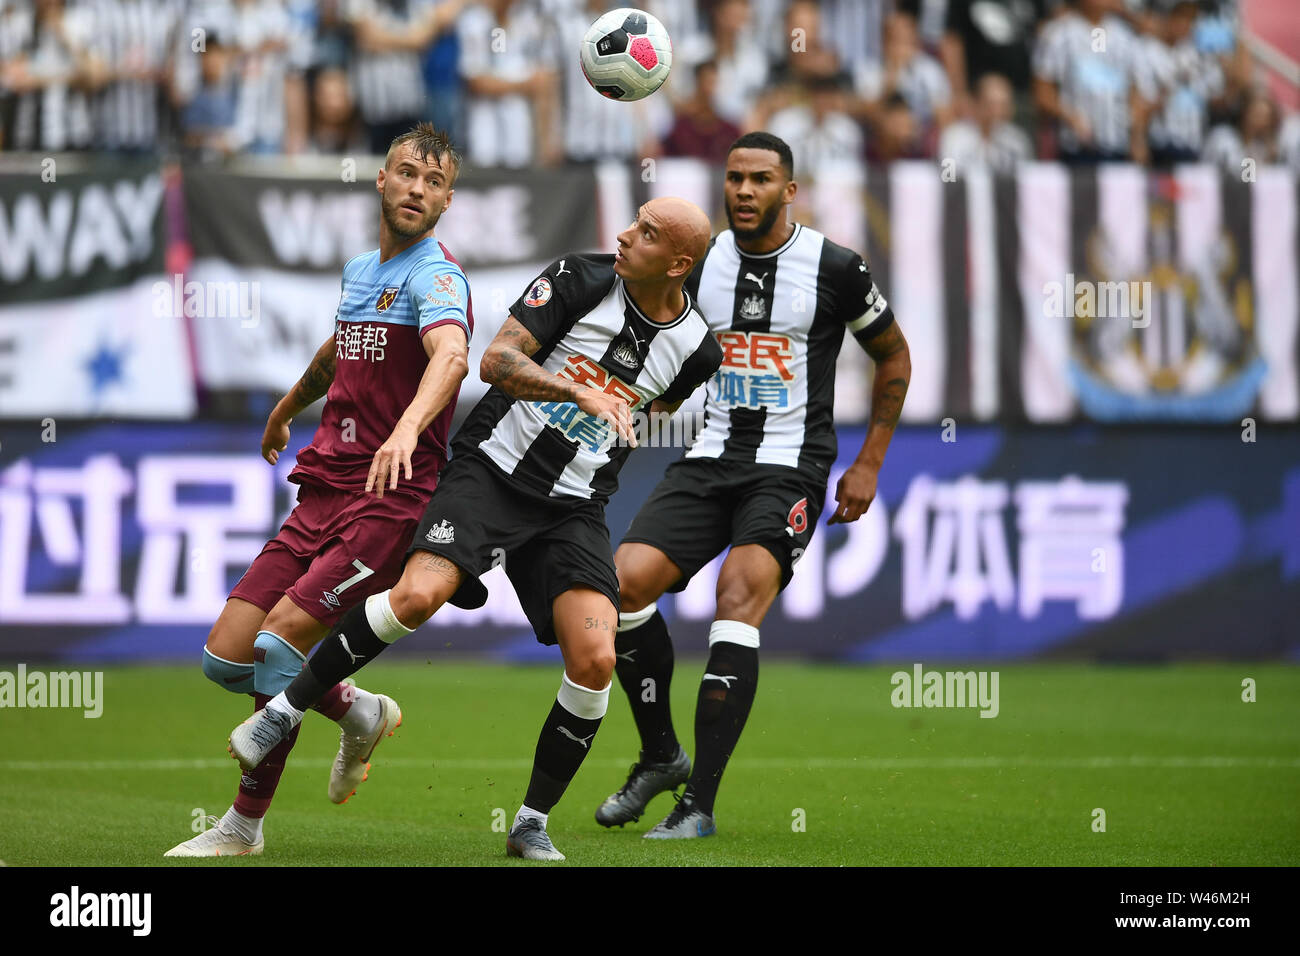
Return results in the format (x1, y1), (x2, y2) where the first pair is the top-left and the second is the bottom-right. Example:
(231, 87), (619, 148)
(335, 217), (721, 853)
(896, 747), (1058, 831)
(87, 0), (182, 151)
(346, 0), (427, 124)
(684, 224), (895, 479)
(454, 254), (722, 502)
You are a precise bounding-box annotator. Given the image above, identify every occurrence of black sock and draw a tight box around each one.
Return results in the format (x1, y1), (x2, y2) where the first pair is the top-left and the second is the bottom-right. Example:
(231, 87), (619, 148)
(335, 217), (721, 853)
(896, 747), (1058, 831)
(684, 641), (758, 816)
(284, 602), (390, 711)
(614, 610), (679, 762)
(523, 699), (603, 815)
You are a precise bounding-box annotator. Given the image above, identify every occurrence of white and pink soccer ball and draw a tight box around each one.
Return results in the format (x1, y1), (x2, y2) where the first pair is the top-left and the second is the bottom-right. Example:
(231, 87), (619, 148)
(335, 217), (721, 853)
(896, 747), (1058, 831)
(579, 7), (672, 102)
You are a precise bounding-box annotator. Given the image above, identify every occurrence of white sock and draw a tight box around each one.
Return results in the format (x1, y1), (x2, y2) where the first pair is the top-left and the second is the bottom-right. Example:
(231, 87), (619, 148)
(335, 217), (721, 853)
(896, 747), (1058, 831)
(557, 673), (611, 719)
(366, 591), (416, 643)
(265, 691), (305, 725)
(514, 804), (547, 829)
(220, 805), (262, 844)
(336, 685), (382, 736)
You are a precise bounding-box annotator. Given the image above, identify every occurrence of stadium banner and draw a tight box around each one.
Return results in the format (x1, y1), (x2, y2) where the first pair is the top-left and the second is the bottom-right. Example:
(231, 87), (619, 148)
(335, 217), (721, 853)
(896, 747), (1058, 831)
(0, 157), (195, 418)
(179, 162), (598, 393)
(0, 422), (1294, 663)
(990, 163), (1299, 423)
(3, 158), (1294, 424)
(182, 162), (600, 273)
(635, 160), (1300, 426)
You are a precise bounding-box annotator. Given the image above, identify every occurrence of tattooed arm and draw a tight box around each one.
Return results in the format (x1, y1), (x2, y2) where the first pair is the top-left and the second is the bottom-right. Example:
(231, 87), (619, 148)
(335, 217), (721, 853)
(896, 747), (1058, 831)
(481, 316), (636, 445)
(262, 334), (337, 464)
(827, 320), (911, 525)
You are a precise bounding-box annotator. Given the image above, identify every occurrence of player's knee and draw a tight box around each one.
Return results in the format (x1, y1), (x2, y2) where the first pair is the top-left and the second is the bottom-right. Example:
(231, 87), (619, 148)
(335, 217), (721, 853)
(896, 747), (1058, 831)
(618, 586), (655, 614)
(201, 646), (254, 695)
(617, 569), (663, 613)
(204, 620), (244, 662)
(389, 575), (441, 626)
(569, 648), (616, 689)
(615, 546), (675, 611)
(715, 579), (767, 623)
(260, 601), (296, 637)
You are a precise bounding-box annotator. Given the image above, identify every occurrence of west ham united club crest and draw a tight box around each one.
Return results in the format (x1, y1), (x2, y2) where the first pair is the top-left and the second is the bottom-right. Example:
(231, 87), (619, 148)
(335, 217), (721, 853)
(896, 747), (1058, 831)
(375, 286), (400, 313)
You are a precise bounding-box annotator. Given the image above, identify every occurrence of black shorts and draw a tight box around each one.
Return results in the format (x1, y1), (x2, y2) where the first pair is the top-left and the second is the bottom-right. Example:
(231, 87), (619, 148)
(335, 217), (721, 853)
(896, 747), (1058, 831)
(621, 457), (827, 592)
(408, 453), (620, 645)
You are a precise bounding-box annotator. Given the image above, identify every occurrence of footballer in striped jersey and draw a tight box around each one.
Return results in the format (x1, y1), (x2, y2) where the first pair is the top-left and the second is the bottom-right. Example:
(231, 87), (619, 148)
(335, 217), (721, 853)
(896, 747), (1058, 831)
(598, 132), (912, 839)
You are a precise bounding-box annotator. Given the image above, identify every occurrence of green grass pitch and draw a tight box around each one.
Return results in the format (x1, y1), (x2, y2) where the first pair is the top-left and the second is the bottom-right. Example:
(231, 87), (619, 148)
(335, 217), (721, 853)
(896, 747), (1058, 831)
(1, 662), (1296, 866)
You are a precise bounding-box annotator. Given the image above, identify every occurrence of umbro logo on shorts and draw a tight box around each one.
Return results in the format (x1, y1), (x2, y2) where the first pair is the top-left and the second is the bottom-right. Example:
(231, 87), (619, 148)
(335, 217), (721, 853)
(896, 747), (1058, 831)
(319, 590), (341, 610)
(425, 520), (455, 544)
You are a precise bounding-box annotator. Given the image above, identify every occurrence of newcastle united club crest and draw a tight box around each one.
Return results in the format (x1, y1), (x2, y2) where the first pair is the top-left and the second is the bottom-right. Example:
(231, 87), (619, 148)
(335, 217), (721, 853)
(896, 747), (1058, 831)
(740, 293), (766, 321)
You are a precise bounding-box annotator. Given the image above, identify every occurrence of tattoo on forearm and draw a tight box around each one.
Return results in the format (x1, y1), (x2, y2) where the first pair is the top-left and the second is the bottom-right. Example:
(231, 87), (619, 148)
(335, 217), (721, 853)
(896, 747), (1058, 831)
(290, 348), (335, 407)
(482, 347), (579, 402)
(481, 318), (579, 402)
(863, 322), (910, 431)
(862, 322), (908, 362)
(871, 376), (909, 430)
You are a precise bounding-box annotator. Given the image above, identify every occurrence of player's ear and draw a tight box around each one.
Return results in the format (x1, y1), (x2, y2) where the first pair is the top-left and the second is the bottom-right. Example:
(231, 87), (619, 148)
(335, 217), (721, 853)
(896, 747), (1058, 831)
(783, 177), (797, 205)
(376, 167), (385, 194)
(668, 253), (693, 279)
(442, 187), (454, 213)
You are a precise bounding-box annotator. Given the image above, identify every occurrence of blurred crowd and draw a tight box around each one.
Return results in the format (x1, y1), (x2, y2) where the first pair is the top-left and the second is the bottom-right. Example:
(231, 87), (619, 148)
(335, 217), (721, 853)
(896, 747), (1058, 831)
(2, 0), (1298, 174)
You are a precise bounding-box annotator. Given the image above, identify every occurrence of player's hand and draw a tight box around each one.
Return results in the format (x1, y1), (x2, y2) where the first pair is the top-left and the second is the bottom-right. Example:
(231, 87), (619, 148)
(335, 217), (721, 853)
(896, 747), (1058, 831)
(367, 423), (418, 498)
(827, 462), (878, 525)
(262, 417), (290, 465)
(576, 387), (637, 448)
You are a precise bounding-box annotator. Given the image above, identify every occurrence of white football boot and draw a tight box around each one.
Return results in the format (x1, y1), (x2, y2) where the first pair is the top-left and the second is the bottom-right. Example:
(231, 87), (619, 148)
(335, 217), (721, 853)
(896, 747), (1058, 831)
(328, 694), (402, 804)
(164, 816), (263, 857)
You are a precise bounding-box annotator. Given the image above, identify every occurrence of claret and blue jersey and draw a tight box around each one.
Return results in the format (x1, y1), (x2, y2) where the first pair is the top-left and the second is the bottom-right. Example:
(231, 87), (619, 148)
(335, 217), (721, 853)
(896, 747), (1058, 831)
(291, 236), (473, 499)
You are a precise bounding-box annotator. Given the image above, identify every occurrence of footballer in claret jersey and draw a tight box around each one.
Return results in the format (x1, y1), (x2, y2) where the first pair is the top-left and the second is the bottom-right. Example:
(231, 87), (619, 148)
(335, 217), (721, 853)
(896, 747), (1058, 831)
(166, 124), (472, 857)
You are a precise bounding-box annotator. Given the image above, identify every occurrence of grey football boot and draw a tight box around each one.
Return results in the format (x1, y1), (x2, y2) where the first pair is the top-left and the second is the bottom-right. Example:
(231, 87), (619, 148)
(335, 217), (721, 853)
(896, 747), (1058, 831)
(228, 706), (296, 772)
(643, 792), (716, 839)
(595, 746), (691, 827)
(506, 817), (566, 861)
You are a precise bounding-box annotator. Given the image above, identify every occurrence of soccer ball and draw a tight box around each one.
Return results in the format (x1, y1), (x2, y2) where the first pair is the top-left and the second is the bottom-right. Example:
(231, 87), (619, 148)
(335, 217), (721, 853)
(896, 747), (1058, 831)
(579, 7), (672, 102)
